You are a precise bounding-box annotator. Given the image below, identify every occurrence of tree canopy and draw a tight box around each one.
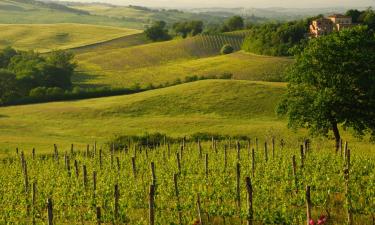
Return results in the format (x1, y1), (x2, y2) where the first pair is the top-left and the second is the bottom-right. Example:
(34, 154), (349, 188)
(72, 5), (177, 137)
(144, 21), (171, 41)
(222, 16), (244, 32)
(0, 47), (76, 104)
(173, 20), (203, 38)
(277, 26), (375, 150)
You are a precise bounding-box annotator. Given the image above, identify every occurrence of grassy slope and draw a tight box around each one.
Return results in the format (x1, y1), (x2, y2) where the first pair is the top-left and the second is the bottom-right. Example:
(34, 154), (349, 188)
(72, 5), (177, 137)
(0, 24), (141, 52)
(0, 80), (291, 154)
(0, 0), (143, 29)
(75, 34), (292, 88)
(70, 3), (224, 25)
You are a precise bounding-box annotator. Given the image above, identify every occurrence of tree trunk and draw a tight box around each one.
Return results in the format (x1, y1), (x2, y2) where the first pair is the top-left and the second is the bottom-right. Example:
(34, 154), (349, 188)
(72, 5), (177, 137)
(331, 121), (341, 152)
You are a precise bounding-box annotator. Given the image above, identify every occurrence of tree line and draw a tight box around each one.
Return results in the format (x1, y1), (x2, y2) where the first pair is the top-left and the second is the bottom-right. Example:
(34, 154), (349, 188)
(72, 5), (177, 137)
(144, 16), (245, 41)
(0, 47), (75, 104)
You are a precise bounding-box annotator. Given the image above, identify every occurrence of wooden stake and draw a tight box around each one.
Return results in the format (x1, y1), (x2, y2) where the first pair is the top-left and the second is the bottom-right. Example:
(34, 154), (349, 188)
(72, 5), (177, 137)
(224, 145), (227, 172)
(236, 162), (241, 209)
(32, 148), (35, 160)
(83, 165), (88, 188)
(149, 184), (155, 225)
(272, 137), (275, 159)
(236, 141), (241, 161)
(292, 155), (298, 193)
(344, 167), (353, 225)
(264, 142), (268, 162)
(131, 156), (137, 178)
(251, 148), (255, 177)
(47, 198), (53, 225)
(74, 160), (79, 178)
(245, 177), (253, 225)
(151, 162), (156, 186)
(300, 145), (304, 168)
(176, 153), (181, 174)
(305, 186), (312, 225)
(96, 207), (101, 225)
(196, 193), (204, 225)
(93, 171), (97, 191)
(174, 173), (182, 224)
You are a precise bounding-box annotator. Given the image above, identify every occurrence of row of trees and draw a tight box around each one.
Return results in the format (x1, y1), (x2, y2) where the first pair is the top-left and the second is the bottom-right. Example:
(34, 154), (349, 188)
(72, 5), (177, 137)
(0, 47), (76, 104)
(145, 16), (245, 41)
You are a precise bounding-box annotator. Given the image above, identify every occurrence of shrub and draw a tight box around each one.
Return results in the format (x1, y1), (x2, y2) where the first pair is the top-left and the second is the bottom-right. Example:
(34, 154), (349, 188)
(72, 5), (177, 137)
(29, 87), (47, 98)
(221, 44), (234, 55)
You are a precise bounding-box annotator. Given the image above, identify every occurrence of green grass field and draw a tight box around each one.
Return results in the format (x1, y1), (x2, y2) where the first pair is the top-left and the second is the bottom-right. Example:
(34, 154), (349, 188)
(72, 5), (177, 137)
(0, 0), (144, 29)
(0, 24), (141, 52)
(75, 33), (292, 88)
(0, 80), (372, 156)
(0, 80), (289, 154)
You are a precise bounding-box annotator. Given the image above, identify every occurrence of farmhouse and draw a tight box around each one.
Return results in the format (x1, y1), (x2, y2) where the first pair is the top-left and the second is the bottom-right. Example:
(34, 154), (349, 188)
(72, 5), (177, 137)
(310, 14), (355, 37)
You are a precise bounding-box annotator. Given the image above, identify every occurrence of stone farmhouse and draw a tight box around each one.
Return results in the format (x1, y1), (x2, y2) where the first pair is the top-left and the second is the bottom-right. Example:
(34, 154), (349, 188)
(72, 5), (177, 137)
(310, 14), (355, 37)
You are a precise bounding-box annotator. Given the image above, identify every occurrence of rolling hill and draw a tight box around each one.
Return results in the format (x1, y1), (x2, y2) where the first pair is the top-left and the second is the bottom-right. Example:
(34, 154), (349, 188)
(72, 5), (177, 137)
(75, 33), (292, 88)
(0, 80), (290, 154)
(0, 24), (141, 52)
(0, 0), (143, 28)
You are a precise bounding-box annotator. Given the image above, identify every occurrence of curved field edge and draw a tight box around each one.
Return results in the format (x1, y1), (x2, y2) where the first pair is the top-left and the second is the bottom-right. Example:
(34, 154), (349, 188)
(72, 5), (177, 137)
(0, 80), (288, 153)
(0, 23), (141, 52)
(0, 79), (372, 155)
(75, 50), (292, 88)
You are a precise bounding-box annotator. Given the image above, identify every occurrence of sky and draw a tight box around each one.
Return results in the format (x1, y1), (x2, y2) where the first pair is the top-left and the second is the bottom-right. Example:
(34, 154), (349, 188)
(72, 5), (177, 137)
(60, 0), (375, 8)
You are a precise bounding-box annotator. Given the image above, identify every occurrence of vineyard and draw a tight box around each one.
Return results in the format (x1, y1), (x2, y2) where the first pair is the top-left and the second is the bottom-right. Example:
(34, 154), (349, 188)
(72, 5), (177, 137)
(1, 137), (373, 224)
(75, 34), (291, 88)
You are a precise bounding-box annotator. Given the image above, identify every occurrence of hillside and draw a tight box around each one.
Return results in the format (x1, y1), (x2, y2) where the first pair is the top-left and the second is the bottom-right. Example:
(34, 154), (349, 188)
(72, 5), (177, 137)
(68, 3), (225, 25)
(0, 80), (289, 154)
(75, 34), (292, 88)
(0, 0), (143, 28)
(0, 24), (141, 52)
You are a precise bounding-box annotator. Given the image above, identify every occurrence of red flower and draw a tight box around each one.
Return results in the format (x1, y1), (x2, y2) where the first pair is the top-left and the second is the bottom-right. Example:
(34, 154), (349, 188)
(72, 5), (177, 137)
(317, 215), (327, 225)
(309, 219), (316, 225)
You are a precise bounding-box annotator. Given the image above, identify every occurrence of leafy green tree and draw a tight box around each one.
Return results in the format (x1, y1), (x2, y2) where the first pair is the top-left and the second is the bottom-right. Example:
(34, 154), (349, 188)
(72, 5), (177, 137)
(188, 20), (203, 36)
(0, 47), (17, 68)
(145, 21), (171, 41)
(220, 44), (234, 54)
(0, 69), (18, 104)
(345, 9), (362, 23)
(173, 20), (203, 38)
(222, 16), (244, 32)
(277, 26), (375, 150)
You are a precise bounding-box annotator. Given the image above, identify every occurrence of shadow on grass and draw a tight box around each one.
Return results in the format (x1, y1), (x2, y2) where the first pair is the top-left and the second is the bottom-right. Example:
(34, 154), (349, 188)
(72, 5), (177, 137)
(72, 71), (108, 88)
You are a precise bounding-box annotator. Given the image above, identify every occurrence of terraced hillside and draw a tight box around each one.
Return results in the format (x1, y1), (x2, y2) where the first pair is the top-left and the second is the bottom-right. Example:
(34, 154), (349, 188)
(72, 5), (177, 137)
(0, 24), (141, 52)
(75, 34), (292, 88)
(0, 80), (290, 154)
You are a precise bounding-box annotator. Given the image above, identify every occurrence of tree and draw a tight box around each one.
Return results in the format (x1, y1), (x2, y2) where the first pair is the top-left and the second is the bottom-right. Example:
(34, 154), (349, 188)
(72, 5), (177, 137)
(145, 21), (171, 41)
(220, 44), (234, 54)
(277, 26), (375, 151)
(222, 16), (244, 32)
(0, 47), (17, 68)
(345, 9), (362, 23)
(173, 20), (203, 38)
(0, 69), (18, 104)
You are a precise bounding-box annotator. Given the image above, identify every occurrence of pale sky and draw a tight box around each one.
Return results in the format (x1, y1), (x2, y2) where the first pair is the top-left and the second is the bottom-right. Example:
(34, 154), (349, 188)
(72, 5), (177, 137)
(61, 0), (375, 8)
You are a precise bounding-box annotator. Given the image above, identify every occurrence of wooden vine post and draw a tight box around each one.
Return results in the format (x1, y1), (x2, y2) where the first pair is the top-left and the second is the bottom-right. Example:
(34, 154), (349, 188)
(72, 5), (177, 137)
(176, 153), (181, 174)
(344, 167), (353, 225)
(47, 198), (53, 225)
(205, 153), (209, 178)
(305, 186), (312, 225)
(272, 137), (275, 159)
(96, 206), (101, 225)
(264, 142), (268, 162)
(196, 193), (204, 225)
(236, 162), (241, 209)
(251, 148), (255, 177)
(149, 184), (155, 225)
(300, 145), (304, 168)
(292, 155), (298, 193)
(237, 141), (241, 161)
(131, 156), (137, 178)
(245, 177), (253, 225)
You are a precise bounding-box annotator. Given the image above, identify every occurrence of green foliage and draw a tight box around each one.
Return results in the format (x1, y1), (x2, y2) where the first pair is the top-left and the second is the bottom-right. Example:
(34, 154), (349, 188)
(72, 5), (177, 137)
(144, 21), (171, 41)
(222, 16), (244, 32)
(278, 26), (375, 144)
(347, 8), (375, 29)
(242, 20), (308, 56)
(0, 69), (18, 104)
(0, 46), (17, 68)
(0, 47), (76, 103)
(173, 20), (203, 38)
(220, 44), (234, 55)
